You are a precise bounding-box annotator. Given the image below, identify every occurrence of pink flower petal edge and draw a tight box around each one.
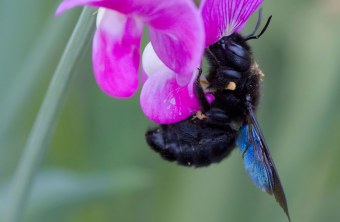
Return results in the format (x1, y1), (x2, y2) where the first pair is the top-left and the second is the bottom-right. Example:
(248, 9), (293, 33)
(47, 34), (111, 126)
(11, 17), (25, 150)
(93, 9), (143, 98)
(147, 0), (204, 83)
(56, 0), (131, 16)
(141, 42), (214, 124)
(140, 70), (194, 124)
(56, 0), (205, 87)
(200, 0), (263, 46)
(141, 69), (213, 124)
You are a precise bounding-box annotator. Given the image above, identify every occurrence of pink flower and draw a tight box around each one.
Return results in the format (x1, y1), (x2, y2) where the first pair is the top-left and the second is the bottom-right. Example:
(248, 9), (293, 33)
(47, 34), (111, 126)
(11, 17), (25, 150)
(56, 0), (204, 98)
(141, 0), (263, 124)
(140, 43), (214, 124)
(201, 0), (264, 46)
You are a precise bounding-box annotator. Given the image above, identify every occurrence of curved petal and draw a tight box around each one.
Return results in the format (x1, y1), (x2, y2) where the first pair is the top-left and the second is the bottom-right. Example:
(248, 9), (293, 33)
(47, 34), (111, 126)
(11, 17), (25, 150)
(141, 42), (214, 123)
(200, 0), (263, 46)
(147, 0), (204, 84)
(93, 9), (143, 98)
(140, 68), (214, 124)
(142, 42), (173, 78)
(142, 41), (195, 91)
(56, 0), (205, 86)
(141, 67), (148, 85)
(56, 0), (131, 15)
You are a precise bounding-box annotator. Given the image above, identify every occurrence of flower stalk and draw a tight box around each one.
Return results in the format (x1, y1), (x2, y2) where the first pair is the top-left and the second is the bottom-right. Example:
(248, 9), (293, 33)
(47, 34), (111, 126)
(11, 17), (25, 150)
(5, 7), (95, 222)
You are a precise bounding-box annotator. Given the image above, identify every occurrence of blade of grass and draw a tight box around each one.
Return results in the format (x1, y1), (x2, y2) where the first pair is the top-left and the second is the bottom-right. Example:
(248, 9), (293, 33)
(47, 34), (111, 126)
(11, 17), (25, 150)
(5, 8), (95, 222)
(0, 13), (77, 160)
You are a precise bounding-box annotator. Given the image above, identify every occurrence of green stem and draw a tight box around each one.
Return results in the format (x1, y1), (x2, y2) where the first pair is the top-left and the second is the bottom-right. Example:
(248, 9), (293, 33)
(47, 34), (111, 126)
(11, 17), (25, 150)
(6, 8), (95, 222)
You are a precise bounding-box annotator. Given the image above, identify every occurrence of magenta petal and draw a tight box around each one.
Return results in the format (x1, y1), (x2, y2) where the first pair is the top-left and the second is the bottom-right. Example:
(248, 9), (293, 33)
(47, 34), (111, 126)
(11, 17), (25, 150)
(56, 0), (205, 86)
(141, 44), (213, 123)
(93, 9), (143, 98)
(142, 42), (173, 78)
(147, 0), (204, 82)
(56, 0), (105, 15)
(201, 0), (263, 46)
(141, 67), (148, 85)
(56, 0), (131, 15)
(140, 70), (200, 124)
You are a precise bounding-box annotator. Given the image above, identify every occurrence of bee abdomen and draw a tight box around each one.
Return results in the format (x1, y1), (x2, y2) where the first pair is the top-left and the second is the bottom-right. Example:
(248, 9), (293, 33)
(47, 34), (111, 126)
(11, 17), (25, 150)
(146, 125), (236, 167)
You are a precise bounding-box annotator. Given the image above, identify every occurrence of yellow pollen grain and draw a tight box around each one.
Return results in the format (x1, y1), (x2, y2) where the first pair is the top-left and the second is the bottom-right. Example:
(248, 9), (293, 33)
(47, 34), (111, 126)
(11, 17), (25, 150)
(226, 82), (236, 90)
(192, 111), (206, 120)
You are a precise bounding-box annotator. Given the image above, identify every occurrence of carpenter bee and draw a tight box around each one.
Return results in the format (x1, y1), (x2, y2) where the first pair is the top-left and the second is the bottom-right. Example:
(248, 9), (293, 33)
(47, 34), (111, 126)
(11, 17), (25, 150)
(146, 11), (290, 220)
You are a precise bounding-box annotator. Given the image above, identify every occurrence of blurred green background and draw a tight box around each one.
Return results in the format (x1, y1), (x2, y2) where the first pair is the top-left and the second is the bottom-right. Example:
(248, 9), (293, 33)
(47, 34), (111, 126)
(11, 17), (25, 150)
(1, 0), (340, 221)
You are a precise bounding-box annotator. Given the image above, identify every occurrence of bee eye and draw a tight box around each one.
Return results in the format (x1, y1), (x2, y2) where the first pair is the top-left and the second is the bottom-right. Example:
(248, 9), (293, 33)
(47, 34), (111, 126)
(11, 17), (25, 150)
(229, 43), (246, 58)
(221, 42), (226, 49)
(225, 43), (251, 72)
(217, 40), (226, 49)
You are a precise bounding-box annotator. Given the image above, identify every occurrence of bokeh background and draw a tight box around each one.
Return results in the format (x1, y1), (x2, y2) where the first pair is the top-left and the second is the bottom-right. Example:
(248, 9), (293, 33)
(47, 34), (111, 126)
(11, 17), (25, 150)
(1, 0), (340, 221)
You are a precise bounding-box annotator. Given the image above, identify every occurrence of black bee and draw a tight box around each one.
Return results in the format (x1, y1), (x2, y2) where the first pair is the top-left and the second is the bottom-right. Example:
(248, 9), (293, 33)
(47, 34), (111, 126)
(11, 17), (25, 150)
(145, 11), (290, 220)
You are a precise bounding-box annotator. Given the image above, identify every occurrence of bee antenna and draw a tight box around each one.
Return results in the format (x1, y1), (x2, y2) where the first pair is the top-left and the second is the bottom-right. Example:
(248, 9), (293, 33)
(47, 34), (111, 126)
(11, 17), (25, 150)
(245, 8), (263, 39)
(245, 13), (272, 41)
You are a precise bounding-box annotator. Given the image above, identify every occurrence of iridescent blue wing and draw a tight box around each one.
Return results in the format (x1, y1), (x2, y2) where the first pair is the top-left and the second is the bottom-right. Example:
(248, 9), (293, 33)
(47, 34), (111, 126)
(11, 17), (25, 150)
(236, 109), (290, 221)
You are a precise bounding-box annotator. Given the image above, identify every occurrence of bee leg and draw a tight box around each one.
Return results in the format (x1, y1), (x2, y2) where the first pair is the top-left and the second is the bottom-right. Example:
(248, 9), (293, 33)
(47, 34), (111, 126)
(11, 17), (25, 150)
(195, 68), (211, 113)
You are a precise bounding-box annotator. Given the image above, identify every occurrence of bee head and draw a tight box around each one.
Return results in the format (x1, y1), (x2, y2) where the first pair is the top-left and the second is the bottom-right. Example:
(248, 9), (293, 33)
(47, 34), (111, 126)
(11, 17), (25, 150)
(207, 34), (252, 73)
(205, 34), (252, 91)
